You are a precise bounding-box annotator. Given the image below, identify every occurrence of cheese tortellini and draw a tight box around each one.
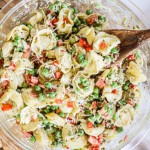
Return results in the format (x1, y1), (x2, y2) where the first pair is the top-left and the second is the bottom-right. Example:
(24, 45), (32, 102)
(2, 41), (14, 58)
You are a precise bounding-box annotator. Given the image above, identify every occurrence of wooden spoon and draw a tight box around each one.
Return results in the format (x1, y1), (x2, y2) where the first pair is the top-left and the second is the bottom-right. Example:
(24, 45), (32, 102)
(105, 29), (150, 62)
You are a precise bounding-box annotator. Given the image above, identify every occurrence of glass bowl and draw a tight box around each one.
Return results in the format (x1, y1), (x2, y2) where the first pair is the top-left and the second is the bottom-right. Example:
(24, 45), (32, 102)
(0, 0), (150, 149)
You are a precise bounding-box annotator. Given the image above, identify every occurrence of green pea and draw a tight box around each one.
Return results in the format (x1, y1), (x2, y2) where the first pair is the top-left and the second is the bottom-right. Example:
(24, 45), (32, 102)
(123, 85), (129, 90)
(30, 136), (36, 142)
(111, 47), (118, 54)
(93, 87), (100, 94)
(84, 109), (91, 115)
(51, 105), (58, 110)
(117, 127), (123, 133)
(95, 114), (102, 123)
(72, 8), (78, 14)
(49, 92), (56, 98)
(44, 108), (50, 114)
(78, 53), (84, 62)
(45, 82), (52, 89)
(61, 3), (68, 8)
(42, 68), (49, 77)
(85, 102), (91, 108)
(86, 9), (93, 15)
(89, 96), (94, 101)
(93, 93), (99, 99)
(13, 41), (18, 46)
(111, 81), (118, 88)
(72, 27), (78, 33)
(59, 112), (65, 117)
(71, 46), (76, 54)
(28, 69), (35, 75)
(38, 93), (45, 101)
(14, 36), (21, 41)
(75, 19), (81, 26)
(69, 38), (76, 45)
(81, 19), (87, 25)
(43, 119), (49, 125)
(34, 85), (41, 92)
(88, 116), (96, 123)
(22, 82), (28, 88)
(134, 103), (139, 109)
(84, 86), (90, 91)
(81, 59), (88, 67)
(77, 129), (84, 136)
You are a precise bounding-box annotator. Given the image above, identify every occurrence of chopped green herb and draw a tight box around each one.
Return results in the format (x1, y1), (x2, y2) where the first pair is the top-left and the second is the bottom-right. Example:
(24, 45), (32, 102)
(80, 59), (88, 67)
(123, 85), (129, 90)
(72, 8), (78, 14)
(88, 116), (96, 123)
(43, 119), (49, 125)
(84, 109), (91, 115)
(134, 103), (139, 109)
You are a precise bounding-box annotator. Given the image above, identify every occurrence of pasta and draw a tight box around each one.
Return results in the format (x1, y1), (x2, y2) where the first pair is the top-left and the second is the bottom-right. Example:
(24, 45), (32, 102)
(0, 1), (147, 149)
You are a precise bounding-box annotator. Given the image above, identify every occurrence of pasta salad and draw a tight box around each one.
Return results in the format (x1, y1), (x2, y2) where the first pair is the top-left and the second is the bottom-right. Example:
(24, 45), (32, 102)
(0, 1), (147, 150)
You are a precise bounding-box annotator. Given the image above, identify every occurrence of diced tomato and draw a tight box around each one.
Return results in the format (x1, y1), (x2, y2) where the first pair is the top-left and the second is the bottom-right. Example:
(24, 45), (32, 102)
(52, 60), (59, 66)
(57, 39), (63, 46)
(130, 84), (135, 89)
(39, 84), (45, 89)
(88, 136), (99, 146)
(22, 131), (32, 138)
(78, 38), (87, 47)
(63, 17), (70, 23)
(96, 78), (106, 89)
(30, 92), (38, 98)
(1, 80), (9, 89)
(22, 49), (30, 58)
(54, 71), (62, 79)
(9, 62), (16, 71)
(67, 101), (74, 108)
(112, 89), (117, 94)
(55, 99), (63, 104)
(90, 101), (98, 109)
(98, 134), (103, 144)
(51, 17), (58, 26)
(86, 46), (93, 52)
(86, 14), (98, 25)
(30, 76), (38, 85)
(46, 10), (51, 15)
(128, 99), (135, 107)
(89, 145), (99, 150)
(100, 40), (106, 49)
(31, 115), (35, 121)
(2, 104), (13, 111)
(87, 121), (93, 128)
(128, 54), (135, 61)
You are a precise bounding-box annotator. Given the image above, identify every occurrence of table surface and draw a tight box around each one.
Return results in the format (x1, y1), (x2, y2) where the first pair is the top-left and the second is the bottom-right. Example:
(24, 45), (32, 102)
(0, 0), (150, 150)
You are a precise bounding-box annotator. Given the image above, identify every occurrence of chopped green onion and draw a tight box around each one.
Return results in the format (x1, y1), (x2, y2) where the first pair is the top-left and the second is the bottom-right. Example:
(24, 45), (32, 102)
(80, 77), (87, 83)
(77, 129), (84, 136)
(86, 9), (93, 15)
(14, 36), (21, 41)
(44, 108), (50, 114)
(45, 82), (52, 89)
(113, 114), (118, 120)
(93, 93), (99, 99)
(15, 47), (23, 52)
(118, 99), (126, 106)
(75, 19), (81, 26)
(125, 80), (131, 86)
(0, 50), (2, 58)
(54, 130), (62, 138)
(71, 46), (76, 54)
(78, 53), (84, 62)
(17, 114), (20, 118)
(82, 80), (90, 87)
(38, 93), (45, 101)
(49, 92), (56, 98)
(134, 103), (139, 109)
(85, 102), (91, 108)
(34, 85), (41, 92)
(84, 86), (90, 91)
(59, 112), (65, 117)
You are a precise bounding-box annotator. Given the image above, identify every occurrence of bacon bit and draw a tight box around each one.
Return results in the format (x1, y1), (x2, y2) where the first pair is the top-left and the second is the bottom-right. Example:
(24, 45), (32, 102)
(96, 78), (106, 89)
(52, 60), (59, 66)
(54, 71), (62, 79)
(88, 136), (100, 146)
(9, 62), (16, 71)
(46, 10), (51, 15)
(100, 40), (106, 49)
(1, 80), (9, 89)
(63, 17), (70, 23)
(89, 145), (99, 150)
(56, 109), (61, 114)
(31, 115), (35, 122)
(128, 99), (135, 107)
(67, 101), (74, 108)
(51, 17), (58, 26)
(30, 92), (38, 98)
(67, 117), (76, 125)
(22, 49), (31, 58)
(1, 104), (13, 111)
(130, 84), (135, 89)
(39, 84), (45, 89)
(22, 131), (32, 138)
(0, 59), (4, 69)
(86, 14), (98, 25)
(87, 121), (93, 128)
(112, 89), (117, 94)
(30, 76), (38, 85)
(55, 99), (63, 104)
(57, 39), (63, 46)
(90, 101), (98, 110)
(123, 135), (128, 141)
(128, 54), (135, 61)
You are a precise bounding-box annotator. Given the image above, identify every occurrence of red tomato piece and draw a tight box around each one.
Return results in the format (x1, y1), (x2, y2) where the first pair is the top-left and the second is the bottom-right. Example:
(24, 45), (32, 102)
(89, 145), (99, 150)
(39, 84), (45, 89)
(128, 54), (135, 61)
(87, 121), (93, 128)
(46, 10), (51, 15)
(57, 39), (63, 46)
(63, 17), (70, 23)
(86, 14), (98, 25)
(52, 60), (59, 66)
(88, 136), (99, 146)
(51, 17), (58, 26)
(67, 101), (74, 108)
(9, 62), (16, 71)
(54, 71), (62, 79)
(78, 38), (87, 47)
(30, 76), (38, 85)
(96, 78), (106, 89)
(112, 89), (117, 94)
(2, 104), (13, 111)
(130, 84), (135, 89)
(55, 99), (63, 104)
(86, 46), (93, 52)
(90, 101), (98, 109)
(100, 40), (106, 49)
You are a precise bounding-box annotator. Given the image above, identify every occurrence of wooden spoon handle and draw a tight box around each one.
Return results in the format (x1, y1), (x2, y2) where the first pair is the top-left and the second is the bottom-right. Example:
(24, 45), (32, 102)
(140, 29), (150, 40)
